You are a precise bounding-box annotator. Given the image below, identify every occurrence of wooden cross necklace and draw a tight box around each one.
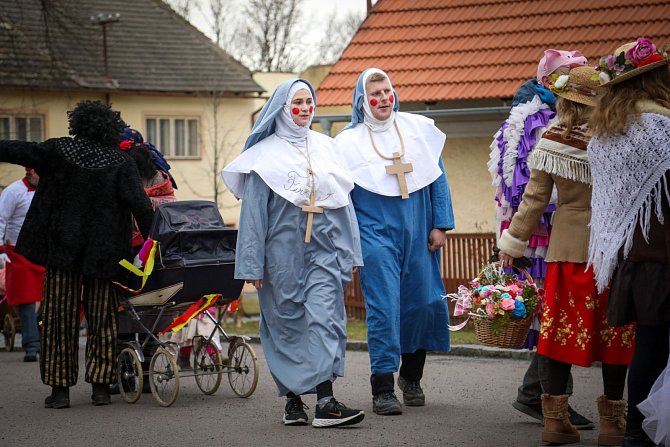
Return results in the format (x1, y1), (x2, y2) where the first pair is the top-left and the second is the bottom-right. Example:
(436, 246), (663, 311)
(368, 119), (413, 199)
(291, 138), (323, 243)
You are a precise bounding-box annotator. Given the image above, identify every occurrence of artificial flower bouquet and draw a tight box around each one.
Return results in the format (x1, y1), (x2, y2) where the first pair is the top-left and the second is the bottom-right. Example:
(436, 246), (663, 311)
(596, 37), (669, 84)
(448, 263), (543, 348)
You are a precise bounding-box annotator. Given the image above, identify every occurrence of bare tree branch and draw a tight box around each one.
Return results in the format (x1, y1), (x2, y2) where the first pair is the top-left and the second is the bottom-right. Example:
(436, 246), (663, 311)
(309, 9), (363, 66)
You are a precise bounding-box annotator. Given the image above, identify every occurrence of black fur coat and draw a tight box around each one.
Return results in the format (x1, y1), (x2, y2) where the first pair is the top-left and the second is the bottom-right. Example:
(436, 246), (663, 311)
(0, 137), (154, 279)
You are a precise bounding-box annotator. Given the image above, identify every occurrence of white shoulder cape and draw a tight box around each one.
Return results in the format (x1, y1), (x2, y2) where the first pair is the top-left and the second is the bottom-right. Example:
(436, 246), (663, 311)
(335, 112), (445, 197)
(221, 130), (354, 209)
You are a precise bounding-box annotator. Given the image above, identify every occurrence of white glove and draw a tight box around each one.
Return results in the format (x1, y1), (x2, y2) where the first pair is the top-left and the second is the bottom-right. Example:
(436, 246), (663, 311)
(0, 253), (11, 265)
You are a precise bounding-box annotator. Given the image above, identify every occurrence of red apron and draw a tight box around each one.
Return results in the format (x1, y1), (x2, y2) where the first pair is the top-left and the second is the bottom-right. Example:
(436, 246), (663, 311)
(4, 244), (45, 305)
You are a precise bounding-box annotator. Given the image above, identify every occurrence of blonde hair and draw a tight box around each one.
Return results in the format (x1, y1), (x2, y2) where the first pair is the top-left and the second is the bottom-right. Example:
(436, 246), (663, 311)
(590, 66), (670, 136)
(366, 72), (388, 84)
(556, 97), (591, 138)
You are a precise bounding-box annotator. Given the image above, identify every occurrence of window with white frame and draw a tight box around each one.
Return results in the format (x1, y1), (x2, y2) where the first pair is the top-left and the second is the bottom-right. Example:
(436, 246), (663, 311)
(145, 116), (199, 158)
(0, 115), (44, 142)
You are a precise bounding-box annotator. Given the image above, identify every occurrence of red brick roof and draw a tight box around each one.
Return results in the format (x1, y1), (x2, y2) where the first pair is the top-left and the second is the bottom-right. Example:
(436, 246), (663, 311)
(317, 0), (670, 106)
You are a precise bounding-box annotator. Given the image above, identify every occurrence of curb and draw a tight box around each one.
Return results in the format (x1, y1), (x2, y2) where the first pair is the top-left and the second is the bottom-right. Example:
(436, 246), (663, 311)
(2, 335), (534, 361)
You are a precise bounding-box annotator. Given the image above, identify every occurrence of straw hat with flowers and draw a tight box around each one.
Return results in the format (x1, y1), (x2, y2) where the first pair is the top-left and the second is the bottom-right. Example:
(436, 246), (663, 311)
(550, 66), (602, 106)
(596, 37), (669, 86)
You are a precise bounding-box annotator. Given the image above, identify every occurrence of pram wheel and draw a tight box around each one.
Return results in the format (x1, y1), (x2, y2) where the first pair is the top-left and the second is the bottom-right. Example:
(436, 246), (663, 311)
(227, 340), (258, 398)
(3, 314), (15, 352)
(117, 347), (143, 404)
(149, 347), (180, 407)
(192, 337), (222, 395)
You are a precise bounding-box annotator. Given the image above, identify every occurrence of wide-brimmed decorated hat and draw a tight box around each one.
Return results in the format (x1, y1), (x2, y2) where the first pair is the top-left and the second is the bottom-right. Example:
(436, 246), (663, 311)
(596, 37), (669, 86)
(550, 66), (602, 106)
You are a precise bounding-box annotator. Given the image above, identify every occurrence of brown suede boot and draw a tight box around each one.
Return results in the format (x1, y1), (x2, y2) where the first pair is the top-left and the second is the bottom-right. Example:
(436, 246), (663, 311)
(541, 394), (580, 445)
(597, 395), (626, 446)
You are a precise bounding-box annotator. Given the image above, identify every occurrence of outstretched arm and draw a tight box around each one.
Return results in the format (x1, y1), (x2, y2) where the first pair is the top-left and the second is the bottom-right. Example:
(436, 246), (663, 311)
(0, 140), (52, 171)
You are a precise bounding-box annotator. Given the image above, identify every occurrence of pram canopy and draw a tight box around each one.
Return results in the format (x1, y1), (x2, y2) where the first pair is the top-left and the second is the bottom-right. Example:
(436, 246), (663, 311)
(151, 200), (236, 267)
(119, 200), (244, 328)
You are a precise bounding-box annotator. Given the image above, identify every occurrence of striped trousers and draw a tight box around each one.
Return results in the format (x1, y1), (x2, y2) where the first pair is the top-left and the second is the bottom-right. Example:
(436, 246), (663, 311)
(40, 267), (119, 387)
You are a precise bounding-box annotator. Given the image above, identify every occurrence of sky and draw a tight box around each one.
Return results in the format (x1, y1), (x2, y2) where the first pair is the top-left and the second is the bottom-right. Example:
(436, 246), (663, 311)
(187, 0), (375, 43)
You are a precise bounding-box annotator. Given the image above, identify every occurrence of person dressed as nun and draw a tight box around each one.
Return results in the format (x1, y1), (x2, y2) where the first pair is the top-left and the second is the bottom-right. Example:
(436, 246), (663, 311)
(335, 68), (454, 415)
(222, 79), (364, 428)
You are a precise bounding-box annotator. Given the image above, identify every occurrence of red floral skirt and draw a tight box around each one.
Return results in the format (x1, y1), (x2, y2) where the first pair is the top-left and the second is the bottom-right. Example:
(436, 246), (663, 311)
(537, 262), (635, 367)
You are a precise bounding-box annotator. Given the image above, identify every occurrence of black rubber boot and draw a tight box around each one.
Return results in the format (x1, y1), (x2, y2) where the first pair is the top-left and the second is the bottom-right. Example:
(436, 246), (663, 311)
(44, 386), (70, 409)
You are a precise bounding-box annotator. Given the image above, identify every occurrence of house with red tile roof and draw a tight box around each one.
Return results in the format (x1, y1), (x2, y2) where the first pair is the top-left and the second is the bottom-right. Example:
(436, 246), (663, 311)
(0, 0), (266, 224)
(315, 0), (670, 233)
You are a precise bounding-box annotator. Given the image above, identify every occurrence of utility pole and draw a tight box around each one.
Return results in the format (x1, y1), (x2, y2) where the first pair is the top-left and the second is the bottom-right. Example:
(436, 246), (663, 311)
(91, 12), (120, 103)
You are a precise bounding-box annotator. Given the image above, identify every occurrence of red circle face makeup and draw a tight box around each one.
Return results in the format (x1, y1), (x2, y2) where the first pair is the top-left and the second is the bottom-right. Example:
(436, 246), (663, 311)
(309, 106), (313, 113)
(292, 107), (300, 115)
(370, 98), (378, 106)
(389, 95), (394, 103)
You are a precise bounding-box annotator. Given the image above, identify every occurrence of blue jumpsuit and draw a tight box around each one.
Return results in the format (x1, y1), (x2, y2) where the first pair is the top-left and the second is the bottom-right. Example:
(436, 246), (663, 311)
(352, 160), (454, 373)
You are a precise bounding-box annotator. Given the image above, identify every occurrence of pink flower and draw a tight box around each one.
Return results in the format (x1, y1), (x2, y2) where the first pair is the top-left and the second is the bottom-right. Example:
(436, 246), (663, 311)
(627, 37), (657, 67)
(454, 298), (471, 316)
(486, 303), (496, 318)
(501, 298), (516, 311)
(507, 284), (523, 296)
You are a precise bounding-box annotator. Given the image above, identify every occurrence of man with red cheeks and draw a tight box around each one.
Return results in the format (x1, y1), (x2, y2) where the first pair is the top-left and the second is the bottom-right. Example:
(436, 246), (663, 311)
(335, 68), (455, 415)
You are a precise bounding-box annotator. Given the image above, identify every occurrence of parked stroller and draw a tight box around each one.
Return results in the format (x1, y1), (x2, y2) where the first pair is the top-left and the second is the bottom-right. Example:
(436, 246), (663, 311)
(116, 200), (258, 407)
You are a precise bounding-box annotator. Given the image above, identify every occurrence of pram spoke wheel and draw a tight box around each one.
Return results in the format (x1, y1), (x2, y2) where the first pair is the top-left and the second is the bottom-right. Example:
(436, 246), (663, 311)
(227, 340), (258, 398)
(149, 347), (180, 406)
(3, 314), (15, 352)
(117, 347), (143, 404)
(193, 338), (222, 395)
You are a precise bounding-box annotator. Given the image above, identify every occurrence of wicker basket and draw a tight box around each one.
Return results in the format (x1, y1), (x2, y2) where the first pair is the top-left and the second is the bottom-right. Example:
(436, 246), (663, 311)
(472, 316), (533, 348)
(471, 262), (535, 348)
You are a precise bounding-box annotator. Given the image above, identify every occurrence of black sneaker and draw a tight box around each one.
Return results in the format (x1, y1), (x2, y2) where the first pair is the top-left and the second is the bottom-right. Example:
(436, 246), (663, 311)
(283, 396), (309, 425)
(512, 400), (543, 422)
(312, 398), (365, 428)
(567, 405), (595, 430)
(397, 376), (425, 406)
(372, 391), (402, 415)
(24, 353), (38, 362)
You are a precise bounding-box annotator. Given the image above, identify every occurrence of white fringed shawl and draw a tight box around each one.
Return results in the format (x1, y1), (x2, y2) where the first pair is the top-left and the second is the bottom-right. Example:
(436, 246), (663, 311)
(588, 101), (670, 292)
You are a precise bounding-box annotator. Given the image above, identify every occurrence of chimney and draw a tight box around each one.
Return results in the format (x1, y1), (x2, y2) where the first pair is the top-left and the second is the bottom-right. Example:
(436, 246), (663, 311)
(367, 0), (372, 14)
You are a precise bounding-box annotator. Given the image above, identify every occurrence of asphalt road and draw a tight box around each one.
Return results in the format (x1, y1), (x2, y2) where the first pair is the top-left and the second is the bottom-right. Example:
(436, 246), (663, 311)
(0, 341), (610, 447)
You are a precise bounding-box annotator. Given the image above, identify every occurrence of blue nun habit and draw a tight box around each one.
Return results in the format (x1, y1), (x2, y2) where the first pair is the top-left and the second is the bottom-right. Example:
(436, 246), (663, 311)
(336, 69), (454, 374)
(225, 79), (362, 396)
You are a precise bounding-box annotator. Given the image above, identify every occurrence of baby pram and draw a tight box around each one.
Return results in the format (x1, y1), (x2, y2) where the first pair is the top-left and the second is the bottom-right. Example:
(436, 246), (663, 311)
(116, 200), (258, 407)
